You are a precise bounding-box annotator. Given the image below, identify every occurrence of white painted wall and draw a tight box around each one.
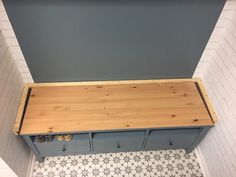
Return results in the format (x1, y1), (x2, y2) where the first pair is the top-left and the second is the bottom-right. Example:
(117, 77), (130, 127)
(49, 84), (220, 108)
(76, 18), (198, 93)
(194, 0), (236, 176)
(0, 1), (34, 177)
(0, 158), (18, 177)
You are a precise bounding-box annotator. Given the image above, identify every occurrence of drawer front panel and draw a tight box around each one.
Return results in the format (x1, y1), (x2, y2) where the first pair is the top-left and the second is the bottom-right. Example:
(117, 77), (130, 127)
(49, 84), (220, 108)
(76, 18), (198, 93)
(34, 134), (90, 156)
(93, 131), (145, 153)
(145, 129), (200, 150)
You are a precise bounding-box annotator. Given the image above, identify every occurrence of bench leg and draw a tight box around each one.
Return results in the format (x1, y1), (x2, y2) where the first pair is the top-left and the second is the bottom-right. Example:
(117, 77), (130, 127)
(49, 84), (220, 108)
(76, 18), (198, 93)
(23, 136), (44, 162)
(185, 127), (210, 153)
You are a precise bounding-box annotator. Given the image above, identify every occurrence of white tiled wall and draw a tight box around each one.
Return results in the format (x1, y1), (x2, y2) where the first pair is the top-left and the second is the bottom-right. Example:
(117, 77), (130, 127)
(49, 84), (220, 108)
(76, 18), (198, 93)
(0, 0), (33, 83)
(194, 0), (236, 176)
(0, 158), (18, 177)
(0, 1), (33, 177)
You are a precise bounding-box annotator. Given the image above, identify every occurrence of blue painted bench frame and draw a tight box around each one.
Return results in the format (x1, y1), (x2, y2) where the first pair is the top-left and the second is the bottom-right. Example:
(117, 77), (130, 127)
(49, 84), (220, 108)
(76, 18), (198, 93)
(23, 126), (211, 162)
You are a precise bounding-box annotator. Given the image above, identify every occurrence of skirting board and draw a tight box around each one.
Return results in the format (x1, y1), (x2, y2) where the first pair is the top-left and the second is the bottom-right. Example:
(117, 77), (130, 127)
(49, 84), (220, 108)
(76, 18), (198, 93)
(26, 152), (35, 177)
(194, 146), (210, 177)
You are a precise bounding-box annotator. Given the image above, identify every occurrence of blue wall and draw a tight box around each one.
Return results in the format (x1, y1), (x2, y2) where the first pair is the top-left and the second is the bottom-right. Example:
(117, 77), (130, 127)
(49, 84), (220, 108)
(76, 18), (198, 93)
(4, 0), (225, 82)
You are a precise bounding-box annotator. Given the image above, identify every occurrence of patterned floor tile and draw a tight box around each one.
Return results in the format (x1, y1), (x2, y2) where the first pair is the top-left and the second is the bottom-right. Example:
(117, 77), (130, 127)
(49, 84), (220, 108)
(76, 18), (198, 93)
(32, 149), (203, 177)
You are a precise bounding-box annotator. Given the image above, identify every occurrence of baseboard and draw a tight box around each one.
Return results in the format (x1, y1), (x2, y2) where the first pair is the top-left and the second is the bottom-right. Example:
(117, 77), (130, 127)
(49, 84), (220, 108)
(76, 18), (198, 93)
(26, 152), (35, 177)
(194, 147), (210, 177)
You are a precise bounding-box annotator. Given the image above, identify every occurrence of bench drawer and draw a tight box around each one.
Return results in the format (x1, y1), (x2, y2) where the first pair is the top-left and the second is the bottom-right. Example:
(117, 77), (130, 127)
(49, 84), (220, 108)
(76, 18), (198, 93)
(145, 129), (200, 150)
(34, 134), (90, 156)
(93, 131), (145, 153)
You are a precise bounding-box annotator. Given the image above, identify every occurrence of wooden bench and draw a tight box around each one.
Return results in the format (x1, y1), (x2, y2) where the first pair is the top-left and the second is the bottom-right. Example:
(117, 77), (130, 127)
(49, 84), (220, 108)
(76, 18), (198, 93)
(14, 78), (216, 161)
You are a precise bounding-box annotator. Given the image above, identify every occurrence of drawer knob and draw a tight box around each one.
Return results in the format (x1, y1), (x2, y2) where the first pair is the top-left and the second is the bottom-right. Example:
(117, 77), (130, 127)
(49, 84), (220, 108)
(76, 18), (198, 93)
(62, 145), (66, 152)
(117, 142), (121, 149)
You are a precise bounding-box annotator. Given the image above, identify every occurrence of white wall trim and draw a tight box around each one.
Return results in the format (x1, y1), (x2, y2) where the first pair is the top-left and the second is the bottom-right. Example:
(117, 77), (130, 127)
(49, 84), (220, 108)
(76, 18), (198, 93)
(26, 153), (35, 177)
(0, 158), (18, 177)
(194, 147), (210, 177)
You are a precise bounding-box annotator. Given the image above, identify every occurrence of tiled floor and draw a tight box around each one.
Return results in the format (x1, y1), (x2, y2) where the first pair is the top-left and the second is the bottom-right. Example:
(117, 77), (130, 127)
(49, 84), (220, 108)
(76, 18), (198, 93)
(32, 149), (203, 177)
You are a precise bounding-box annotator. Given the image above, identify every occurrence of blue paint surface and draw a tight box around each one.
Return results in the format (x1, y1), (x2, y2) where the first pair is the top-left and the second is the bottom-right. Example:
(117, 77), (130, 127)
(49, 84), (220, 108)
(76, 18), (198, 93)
(4, 0), (225, 82)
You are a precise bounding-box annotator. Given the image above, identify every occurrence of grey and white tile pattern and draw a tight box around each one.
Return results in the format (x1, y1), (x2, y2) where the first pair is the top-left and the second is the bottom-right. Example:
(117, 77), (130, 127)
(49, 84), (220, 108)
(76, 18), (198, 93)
(33, 149), (203, 177)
